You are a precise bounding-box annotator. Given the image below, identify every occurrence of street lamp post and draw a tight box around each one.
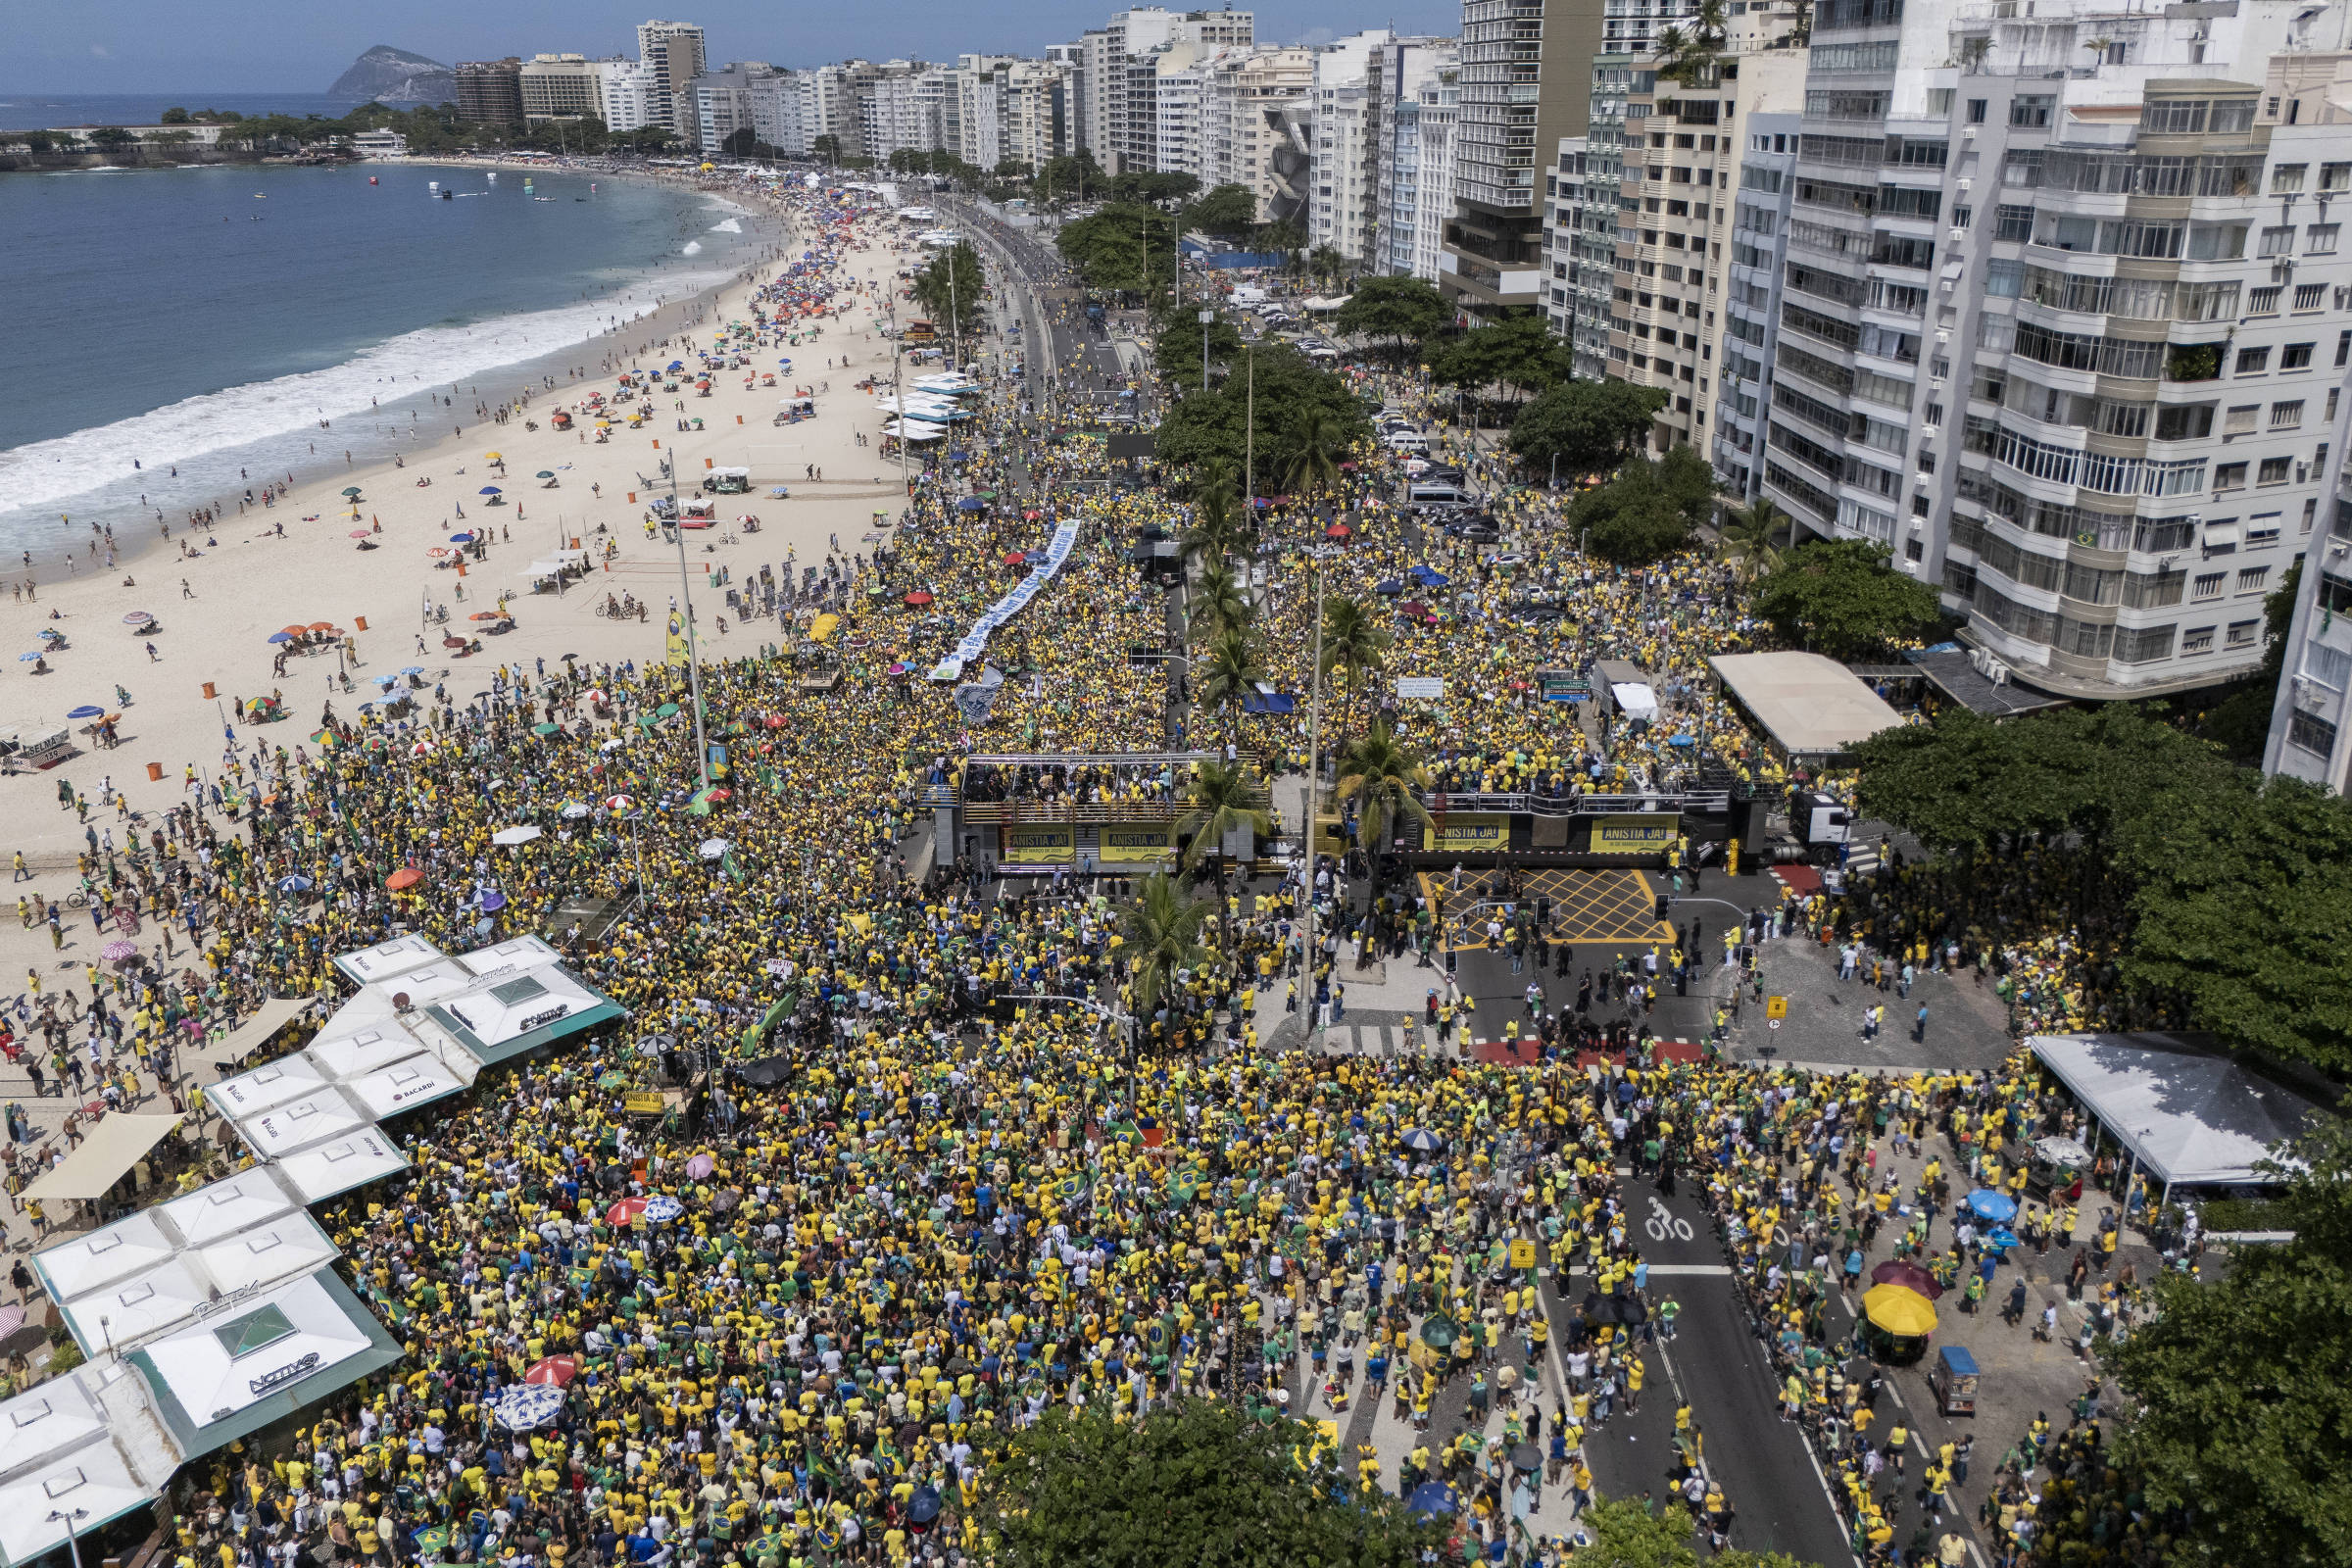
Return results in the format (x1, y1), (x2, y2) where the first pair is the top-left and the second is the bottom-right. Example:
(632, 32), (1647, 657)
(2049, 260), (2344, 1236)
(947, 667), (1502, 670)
(660, 431), (712, 793)
(1198, 307), (1213, 390)
(49, 1507), (88, 1568)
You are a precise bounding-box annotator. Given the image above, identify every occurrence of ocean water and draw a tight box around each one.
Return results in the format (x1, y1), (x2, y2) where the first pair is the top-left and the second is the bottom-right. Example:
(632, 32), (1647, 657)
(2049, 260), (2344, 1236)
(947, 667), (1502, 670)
(0, 163), (768, 565)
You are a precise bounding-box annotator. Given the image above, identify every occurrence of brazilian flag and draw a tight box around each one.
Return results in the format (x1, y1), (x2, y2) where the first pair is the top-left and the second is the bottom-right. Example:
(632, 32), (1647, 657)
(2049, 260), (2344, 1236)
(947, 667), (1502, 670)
(1167, 1160), (1204, 1207)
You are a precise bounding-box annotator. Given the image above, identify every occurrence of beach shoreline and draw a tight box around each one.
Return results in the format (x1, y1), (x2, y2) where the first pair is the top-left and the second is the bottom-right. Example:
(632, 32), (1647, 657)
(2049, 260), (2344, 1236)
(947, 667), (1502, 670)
(1, 161), (778, 584)
(0, 179), (943, 884)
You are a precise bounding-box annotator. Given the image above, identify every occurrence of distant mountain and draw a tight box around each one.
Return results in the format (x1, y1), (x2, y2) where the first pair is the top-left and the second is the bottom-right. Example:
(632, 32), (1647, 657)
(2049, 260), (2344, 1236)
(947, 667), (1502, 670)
(328, 45), (456, 106)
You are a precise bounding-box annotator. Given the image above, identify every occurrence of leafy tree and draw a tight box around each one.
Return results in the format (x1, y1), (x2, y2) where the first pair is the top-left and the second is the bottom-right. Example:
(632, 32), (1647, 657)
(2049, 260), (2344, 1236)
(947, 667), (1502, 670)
(1508, 378), (1668, 479)
(88, 126), (137, 148)
(1429, 314), (1570, 409)
(1152, 346), (1369, 487)
(912, 241), (985, 336)
(1177, 760), (1270, 949)
(811, 133), (842, 165)
(1117, 874), (1208, 1027)
(1571, 446), (1716, 565)
(1750, 539), (1947, 661)
(160, 107), (191, 124)
(2191, 558), (2299, 760)
(2101, 1120), (2352, 1567)
(2115, 771), (2352, 1071)
(1031, 149), (1102, 208)
(1056, 201), (1175, 297)
(1334, 274), (1446, 360)
(1335, 720), (1434, 887)
(1152, 310), (1244, 395)
(982, 1398), (1429, 1568)
(1185, 181), (1258, 238)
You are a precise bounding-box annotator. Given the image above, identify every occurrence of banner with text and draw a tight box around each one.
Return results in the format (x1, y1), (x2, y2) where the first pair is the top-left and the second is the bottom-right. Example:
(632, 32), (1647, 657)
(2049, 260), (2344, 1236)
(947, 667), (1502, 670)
(1592, 813), (1678, 854)
(1101, 823), (1182, 863)
(929, 514), (1082, 682)
(1423, 813), (1509, 854)
(1002, 824), (1076, 863)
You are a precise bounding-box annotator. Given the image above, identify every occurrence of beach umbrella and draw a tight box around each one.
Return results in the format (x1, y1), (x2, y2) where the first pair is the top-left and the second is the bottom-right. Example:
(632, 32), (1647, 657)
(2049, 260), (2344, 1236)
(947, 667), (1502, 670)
(66, 706), (103, 719)
(478, 891), (508, 912)
(906, 1485), (943, 1532)
(1861, 1283), (1937, 1337)
(307, 621), (337, 634)
(1374, 579), (1403, 596)
(535, 470), (556, 479)
(341, 487), (363, 497)
(449, 533), (476, 544)
(265, 632), (293, 645)
(604, 794), (637, 811)
(493, 1385), (564, 1432)
(607, 1196), (651, 1226)
(1966, 1189), (2018, 1223)
(1871, 1259), (1943, 1299)
(385, 867), (423, 892)
(560, 801), (591, 819)
(347, 529), (372, 540)
(686, 1153), (715, 1180)
(904, 590), (933, 606)
(400, 665), (425, 675)
(1420, 1313), (1460, 1350)
(478, 487), (503, 498)
(120, 612), (152, 625)
(492, 825), (541, 847)
(276, 874), (313, 894)
(642, 1195), (685, 1223)
(1510, 1444), (1543, 1472)
(698, 837), (729, 860)
(484, 451), (503, 461)
(522, 1355), (578, 1387)
(100, 940), (139, 962)
(426, 548), (450, 558)
(1397, 1128), (1446, 1155)
(531, 721), (559, 736)
(16, 654), (41, 662)
(956, 497), (985, 512)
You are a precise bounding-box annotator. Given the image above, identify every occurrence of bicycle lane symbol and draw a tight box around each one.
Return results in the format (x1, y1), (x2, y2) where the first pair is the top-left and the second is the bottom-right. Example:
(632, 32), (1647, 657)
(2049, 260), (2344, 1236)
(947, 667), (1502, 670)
(1643, 1195), (1694, 1244)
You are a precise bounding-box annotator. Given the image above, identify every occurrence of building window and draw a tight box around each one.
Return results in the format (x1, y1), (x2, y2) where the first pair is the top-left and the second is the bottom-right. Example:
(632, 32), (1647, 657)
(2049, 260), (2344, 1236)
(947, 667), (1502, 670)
(2282, 342), (2316, 369)
(2272, 163), (2309, 193)
(2215, 462), (2248, 491)
(2227, 618), (2260, 648)
(2272, 400), (2305, 427)
(2259, 456), (2292, 484)
(2181, 625), (2217, 654)
(2237, 565), (2271, 593)
(2236, 346), (2272, 375)
(2192, 571), (2226, 601)
(2249, 285), (2283, 315)
(2296, 283), (2328, 311)
(2311, 224), (2341, 255)
(2288, 709), (2340, 757)
(2011, 95), (2054, 127)
(2115, 624), (2177, 662)
(1968, 99), (1988, 123)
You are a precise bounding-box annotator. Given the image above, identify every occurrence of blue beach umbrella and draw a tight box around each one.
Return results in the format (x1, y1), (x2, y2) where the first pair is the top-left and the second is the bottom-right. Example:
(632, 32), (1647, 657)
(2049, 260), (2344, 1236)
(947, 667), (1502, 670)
(399, 665), (425, 675)
(1398, 1128), (1446, 1155)
(1967, 1189), (2018, 1223)
(478, 486), (502, 496)
(276, 874), (313, 893)
(267, 632), (294, 645)
(643, 1195), (686, 1222)
(66, 705), (103, 719)
(494, 1385), (565, 1431)
(450, 532), (476, 543)
(17, 653), (42, 662)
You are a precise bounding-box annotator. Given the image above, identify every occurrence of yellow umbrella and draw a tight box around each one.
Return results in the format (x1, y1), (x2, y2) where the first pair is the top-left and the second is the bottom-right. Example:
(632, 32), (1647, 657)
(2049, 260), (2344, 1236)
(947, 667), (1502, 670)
(1861, 1284), (1937, 1337)
(485, 451), (503, 461)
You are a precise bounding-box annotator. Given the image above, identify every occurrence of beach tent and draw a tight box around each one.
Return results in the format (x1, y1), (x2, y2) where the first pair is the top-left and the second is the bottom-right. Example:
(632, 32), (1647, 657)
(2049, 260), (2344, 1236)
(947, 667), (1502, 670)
(2028, 1032), (2327, 1191)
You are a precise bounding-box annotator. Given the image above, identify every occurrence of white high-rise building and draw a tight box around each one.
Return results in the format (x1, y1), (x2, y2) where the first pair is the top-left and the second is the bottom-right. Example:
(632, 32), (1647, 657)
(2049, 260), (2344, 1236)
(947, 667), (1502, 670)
(636, 19), (708, 137)
(1753, 0), (2352, 700)
(1308, 30), (1393, 266)
(860, 62), (938, 161)
(1103, 9), (1255, 173)
(1154, 48), (1211, 182)
(1372, 38), (1457, 279)
(518, 54), (611, 123)
(600, 59), (662, 133)
(1200, 45), (1313, 220)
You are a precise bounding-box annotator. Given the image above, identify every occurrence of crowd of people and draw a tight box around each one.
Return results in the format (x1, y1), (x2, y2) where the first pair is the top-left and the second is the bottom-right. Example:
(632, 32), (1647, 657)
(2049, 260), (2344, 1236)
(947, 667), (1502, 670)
(0, 179), (2185, 1568)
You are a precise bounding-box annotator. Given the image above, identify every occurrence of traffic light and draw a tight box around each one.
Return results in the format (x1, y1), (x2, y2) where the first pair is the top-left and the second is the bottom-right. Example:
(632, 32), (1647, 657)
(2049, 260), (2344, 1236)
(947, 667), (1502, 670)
(1655, 893), (1672, 922)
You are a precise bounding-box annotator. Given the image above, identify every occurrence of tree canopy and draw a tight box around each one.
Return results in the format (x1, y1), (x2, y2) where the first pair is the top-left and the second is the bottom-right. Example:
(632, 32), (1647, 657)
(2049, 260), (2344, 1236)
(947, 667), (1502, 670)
(1056, 202), (1177, 296)
(1185, 182), (1260, 238)
(1152, 311), (1246, 395)
(981, 1399), (1430, 1568)
(2101, 1119), (2352, 1568)
(1749, 539), (1949, 662)
(1508, 379), (1668, 479)
(1426, 314), (1570, 405)
(1153, 345), (1369, 491)
(1333, 275), (1448, 359)
(1572, 445), (1717, 565)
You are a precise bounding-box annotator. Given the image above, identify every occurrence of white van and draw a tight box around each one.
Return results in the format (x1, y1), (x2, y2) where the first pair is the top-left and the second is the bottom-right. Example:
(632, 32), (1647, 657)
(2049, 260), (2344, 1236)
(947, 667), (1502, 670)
(1408, 480), (1473, 507)
(1386, 430), (1429, 455)
(1229, 285), (1269, 305)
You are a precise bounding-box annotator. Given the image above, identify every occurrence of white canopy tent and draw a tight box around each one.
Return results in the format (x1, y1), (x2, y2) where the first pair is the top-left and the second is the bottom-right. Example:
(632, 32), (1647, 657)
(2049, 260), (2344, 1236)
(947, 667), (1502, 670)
(2029, 1033), (2328, 1192)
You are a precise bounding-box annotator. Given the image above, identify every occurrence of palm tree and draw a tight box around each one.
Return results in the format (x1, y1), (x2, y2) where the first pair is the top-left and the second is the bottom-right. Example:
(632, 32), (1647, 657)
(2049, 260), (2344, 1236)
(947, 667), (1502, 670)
(1120, 871), (1210, 1044)
(1176, 760), (1271, 953)
(1179, 486), (1242, 570)
(1190, 563), (1252, 645)
(1280, 409), (1348, 509)
(1319, 595), (1394, 745)
(1194, 626), (1267, 748)
(1718, 497), (1789, 583)
(1334, 719), (1435, 892)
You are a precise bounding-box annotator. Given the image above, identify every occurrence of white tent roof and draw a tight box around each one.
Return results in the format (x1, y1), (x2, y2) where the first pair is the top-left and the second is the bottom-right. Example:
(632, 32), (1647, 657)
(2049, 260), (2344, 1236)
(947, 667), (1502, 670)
(187, 1218), (338, 1298)
(0, 1377), (109, 1482)
(2029, 1032), (2327, 1187)
(20, 1115), (185, 1206)
(32, 1212), (173, 1304)
(271, 1130), (409, 1203)
(127, 1271), (394, 1452)
(0, 1439), (155, 1568)
(211, 1055), (330, 1119)
(342, 1054), (467, 1119)
(59, 1256), (213, 1350)
(457, 936), (564, 980)
(1610, 682), (1658, 722)
(305, 1018), (429, 1082)
(155, 1169), (292, 1249)
(366, 957), (482, 1008)
(230, 1088), (371, 1159)
(331, 933), (446, 986)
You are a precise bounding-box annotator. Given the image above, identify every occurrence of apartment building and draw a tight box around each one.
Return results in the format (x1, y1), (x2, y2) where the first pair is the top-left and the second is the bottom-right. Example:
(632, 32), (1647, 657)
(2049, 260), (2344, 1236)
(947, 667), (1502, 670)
(1309, 31), (1395, 265)
(455, 60), (525, 128)
(811, 62), (877, 157)
(1444, 0), (1608, 319)
(1154, 46), (1212, 180)
(1200, 46), (1315, 220)
(600, 61), (664, 133)
(1606, 50), (1806, 453)
(691, 63), (785, 152)
(1714, 104), (1801, 500)
(1376, 43), (1462, 279)
(1544, 136), (1589, 334)
(637, 19), (708, 137)
(859, 62), (938, 161)
(517, 55), (608, 122)
(1101, 8), (1256, 173)
(1004, 59), (1075, 169)
(1567, 58), (1637, 375)
(1754, 0), (2351, 698)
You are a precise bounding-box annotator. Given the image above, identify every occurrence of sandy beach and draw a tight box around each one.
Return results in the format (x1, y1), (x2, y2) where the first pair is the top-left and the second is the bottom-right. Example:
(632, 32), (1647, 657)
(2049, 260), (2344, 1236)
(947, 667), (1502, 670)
(0, 175), (938, 891)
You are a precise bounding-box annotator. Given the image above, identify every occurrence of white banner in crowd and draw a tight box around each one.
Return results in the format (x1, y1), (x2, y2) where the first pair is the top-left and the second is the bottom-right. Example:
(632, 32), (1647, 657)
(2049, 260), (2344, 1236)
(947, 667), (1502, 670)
(928, 514), (1083, 682)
